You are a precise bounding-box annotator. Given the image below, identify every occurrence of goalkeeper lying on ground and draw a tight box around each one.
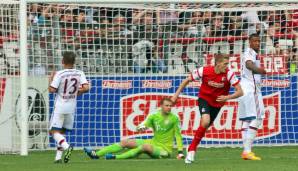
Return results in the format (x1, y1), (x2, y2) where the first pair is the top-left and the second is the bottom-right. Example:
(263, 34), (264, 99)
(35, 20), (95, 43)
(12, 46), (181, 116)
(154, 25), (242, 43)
(84, 97), (184, 160)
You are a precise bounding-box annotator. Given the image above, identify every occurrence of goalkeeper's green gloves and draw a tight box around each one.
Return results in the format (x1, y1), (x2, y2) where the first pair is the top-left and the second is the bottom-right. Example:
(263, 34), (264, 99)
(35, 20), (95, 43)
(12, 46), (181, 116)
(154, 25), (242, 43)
(136, 125), (147, 132)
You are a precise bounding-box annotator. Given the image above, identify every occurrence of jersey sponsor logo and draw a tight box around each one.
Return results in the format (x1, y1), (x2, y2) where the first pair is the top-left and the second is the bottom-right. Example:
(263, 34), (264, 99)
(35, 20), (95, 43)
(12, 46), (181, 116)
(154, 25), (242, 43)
(102, 80), (132, 89)
(120, 92), (281, 141)
(262, 79), (290, 88)
(142, 80), (172, 89)
(208, 81), (224, 88)
(206, 54), (288, 75)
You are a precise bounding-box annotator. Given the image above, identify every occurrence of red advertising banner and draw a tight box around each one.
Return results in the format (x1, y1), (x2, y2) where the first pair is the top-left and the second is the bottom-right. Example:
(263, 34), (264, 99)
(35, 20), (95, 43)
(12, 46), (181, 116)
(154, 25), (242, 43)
(121, 92), (280, 141)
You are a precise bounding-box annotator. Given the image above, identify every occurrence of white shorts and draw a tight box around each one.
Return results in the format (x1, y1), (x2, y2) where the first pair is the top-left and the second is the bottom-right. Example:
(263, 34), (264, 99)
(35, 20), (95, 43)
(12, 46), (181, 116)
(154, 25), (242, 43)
(49, 113), (74, 131)
(238, 91), (265, 120)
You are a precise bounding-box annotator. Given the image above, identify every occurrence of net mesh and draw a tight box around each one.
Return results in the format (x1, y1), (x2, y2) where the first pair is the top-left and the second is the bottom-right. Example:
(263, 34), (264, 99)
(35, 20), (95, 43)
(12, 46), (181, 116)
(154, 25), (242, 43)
(1, 2), (298, 153)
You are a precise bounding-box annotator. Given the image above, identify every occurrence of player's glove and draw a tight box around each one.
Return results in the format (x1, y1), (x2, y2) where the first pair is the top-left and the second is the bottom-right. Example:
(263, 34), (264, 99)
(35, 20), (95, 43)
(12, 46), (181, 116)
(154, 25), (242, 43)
(176, 151), (185, 159)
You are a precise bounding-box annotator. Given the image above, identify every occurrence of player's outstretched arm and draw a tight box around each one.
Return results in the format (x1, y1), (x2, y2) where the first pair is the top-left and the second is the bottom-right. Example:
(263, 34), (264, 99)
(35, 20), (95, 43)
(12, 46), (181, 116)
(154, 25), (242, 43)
(136, 114), (153, 132)
(246, 60), (267, 75)
(171, 75), (192, 103)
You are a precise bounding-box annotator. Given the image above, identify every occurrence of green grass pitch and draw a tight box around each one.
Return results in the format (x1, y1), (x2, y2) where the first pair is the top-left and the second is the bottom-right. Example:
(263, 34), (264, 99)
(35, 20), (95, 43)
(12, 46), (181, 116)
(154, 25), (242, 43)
(0, 146), (297, 171)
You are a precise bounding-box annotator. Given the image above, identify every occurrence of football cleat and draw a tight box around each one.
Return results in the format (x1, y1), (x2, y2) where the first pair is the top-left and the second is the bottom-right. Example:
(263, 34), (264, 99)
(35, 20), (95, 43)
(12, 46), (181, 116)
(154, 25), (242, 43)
(241, 152), (261, 160)
(185, 151), (195, 164)
(105, 153), (116, 160)
(54, 159), (62, 164)
(84, 147), (99, 159)
(63, 146), (73, 163)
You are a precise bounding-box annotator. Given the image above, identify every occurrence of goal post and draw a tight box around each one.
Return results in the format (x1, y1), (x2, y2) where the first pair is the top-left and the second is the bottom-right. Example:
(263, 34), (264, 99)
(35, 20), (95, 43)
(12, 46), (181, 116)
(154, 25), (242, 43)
(0, 0), (297, 155)
(20, 0), (29, 156)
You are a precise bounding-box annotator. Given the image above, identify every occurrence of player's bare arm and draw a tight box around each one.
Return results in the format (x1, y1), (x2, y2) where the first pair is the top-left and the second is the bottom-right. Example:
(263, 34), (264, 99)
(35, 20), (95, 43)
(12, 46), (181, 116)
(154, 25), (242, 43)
(78, 83), (90, 96)
(246, 60), (266, 75)
(171, 75), (192, 103)
(216, 84), (243, 102)
(48, 72), (57, 93)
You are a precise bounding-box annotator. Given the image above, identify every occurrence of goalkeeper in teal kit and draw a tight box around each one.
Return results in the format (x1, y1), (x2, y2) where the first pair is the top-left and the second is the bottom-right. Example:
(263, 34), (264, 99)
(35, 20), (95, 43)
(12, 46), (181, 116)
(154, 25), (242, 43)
(84, 98), (184, 160)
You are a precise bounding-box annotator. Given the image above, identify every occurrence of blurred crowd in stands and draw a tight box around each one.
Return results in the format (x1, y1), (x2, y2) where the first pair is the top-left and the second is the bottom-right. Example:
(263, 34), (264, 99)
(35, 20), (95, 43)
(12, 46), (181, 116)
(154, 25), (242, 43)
(1, 3), (298, 75)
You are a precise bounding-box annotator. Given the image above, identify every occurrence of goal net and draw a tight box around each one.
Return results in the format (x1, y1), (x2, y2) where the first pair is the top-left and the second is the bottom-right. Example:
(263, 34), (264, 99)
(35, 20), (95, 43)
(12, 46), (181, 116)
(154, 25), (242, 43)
(0, 1), (298, 154)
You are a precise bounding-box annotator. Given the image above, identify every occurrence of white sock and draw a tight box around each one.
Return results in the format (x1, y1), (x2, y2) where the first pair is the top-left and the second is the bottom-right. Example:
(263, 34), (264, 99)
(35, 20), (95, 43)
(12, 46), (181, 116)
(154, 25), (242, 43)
(55, 145), (63, 161)
(242, 128), (249, 153)
(245, 127), (257, 153)
(53, 133), (70, 150)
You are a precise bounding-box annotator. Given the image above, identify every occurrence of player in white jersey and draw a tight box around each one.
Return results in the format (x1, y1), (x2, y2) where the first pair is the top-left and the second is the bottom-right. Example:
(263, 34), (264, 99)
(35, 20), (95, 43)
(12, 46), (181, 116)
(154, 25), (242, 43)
(238, 33), (267, 160)
(49, 52), (90, 163)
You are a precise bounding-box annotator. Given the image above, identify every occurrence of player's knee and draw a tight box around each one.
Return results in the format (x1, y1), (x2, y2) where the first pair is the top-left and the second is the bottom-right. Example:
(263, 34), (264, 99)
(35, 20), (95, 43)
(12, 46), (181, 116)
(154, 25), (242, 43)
(249, 119), (262, 129)
(49, 130), (64, 135)
(241, 121), (250, 129)
(141, 144), (153, 152)
(120, 139), (130, 147)
(200, 119), (210, 128)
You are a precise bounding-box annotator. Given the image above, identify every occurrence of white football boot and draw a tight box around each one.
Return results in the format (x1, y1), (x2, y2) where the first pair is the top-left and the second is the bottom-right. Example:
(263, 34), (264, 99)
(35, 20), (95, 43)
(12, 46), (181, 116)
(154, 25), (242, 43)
(184, 151), (195, 164)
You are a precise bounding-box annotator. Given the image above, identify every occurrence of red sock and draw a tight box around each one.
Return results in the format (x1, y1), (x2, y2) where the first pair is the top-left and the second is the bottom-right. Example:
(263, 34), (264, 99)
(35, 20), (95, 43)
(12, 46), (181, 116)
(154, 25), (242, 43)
(188, 126), (207, 152)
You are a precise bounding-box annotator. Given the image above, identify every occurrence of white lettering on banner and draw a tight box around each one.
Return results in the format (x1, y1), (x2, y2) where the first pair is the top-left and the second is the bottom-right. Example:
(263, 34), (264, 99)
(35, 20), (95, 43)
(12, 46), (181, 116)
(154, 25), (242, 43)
(266, 106), (276, 129)
(260, 56), (285, 73)
(142, 80), (172, 89)
(213, 106), (237, 130)
(262, 79), (290, 88)
(125, 99), (147, 131)
(175, 106), (200, 131)
(102, 80), (132, 89)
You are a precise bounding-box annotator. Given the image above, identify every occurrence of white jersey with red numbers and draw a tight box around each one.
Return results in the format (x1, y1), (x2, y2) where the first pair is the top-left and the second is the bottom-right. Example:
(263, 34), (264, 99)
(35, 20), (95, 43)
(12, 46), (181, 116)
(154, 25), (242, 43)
(50, 69), (88, 115)
(191, 66), (239, 108)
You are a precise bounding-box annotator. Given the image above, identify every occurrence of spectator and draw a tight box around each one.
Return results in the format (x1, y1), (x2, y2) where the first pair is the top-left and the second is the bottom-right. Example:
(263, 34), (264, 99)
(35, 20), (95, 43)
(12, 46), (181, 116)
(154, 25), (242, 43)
(241, 9), (261, 35)
(228, 11), (248, 54)
(60, 10), (76, 45)
(28, 3), (41, 25)
(111, 14), (132, 37)
(156, 4), (179, 73)
(38, 4), (54, 25)
(207, 13), (230, 54)
(132, 10), (158, 73)
(285, 10), (298, 50)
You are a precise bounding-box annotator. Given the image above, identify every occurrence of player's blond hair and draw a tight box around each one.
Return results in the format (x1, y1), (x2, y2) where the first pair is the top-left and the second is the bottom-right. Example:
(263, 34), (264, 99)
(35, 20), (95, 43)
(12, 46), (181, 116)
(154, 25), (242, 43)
(214, 54), (229, 65)
(160, 97), (173, 105)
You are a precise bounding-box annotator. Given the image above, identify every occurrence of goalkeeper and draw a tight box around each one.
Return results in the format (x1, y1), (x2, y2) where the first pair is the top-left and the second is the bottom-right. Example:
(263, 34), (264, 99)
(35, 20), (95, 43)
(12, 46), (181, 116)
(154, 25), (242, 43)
(84, 98), (184, 160)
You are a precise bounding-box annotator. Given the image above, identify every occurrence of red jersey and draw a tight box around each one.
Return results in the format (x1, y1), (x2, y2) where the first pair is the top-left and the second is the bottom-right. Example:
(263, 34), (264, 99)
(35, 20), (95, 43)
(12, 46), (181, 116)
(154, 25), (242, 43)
(191, 66), (239, 108)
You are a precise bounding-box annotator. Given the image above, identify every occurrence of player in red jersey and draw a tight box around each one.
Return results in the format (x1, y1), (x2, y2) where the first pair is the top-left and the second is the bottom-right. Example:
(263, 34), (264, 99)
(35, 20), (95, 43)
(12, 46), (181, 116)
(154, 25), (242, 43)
(171, 54), (243, 164)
